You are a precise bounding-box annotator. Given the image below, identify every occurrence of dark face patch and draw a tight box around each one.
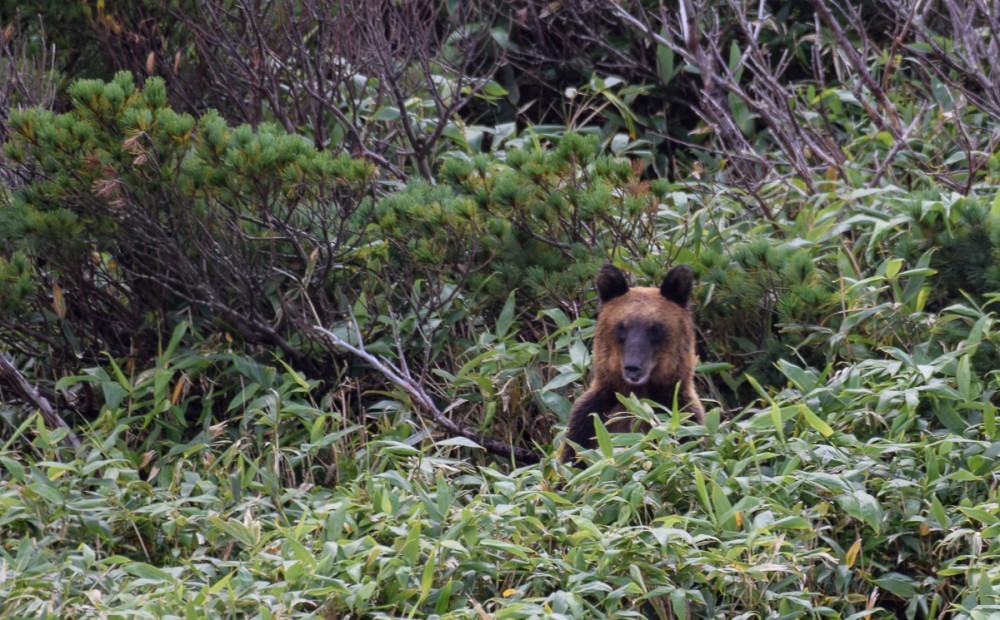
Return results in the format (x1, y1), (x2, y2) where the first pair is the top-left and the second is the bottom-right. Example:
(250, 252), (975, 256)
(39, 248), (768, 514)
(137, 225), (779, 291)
(616, 318), (669, 385)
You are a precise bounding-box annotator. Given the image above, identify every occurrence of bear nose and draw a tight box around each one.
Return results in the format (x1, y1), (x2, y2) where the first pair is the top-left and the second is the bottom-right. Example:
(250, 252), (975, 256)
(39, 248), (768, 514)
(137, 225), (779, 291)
(624, 364), (642, 379)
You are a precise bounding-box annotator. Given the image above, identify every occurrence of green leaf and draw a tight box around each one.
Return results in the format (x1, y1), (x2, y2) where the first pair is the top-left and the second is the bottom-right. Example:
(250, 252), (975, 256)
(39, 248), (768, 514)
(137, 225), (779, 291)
(874, 572), (919, 598)
(594, 415), (613, 459)
(770, 402), (786, 443)
(799, 404), (834, 438)
(28, 470), (64, 504)
(496, 291), (516, 339)
(122, 562), (174, 582)
(370, 106), (401, 121)
(480, 539), (531, 559)
(105, 354), (131, 390)
(705, 407), (720, 435)
(696, 362), (734, 374)
(956, 354), (972, 399)
(207, 570), (235, 595)
(542, 371), (582, 392)
(930, 494), (949, 528)
(0, 456), (25, 482)
(569, 515), (602, 540)
(435, 437), (484, 450)
(435, 579), (455, 614)
(769, 516), (812, 530)
(669, 588), (688, 620)
(441, 122), (468, 149)
(838, 490), (883, 534)
(694, 468), (715, 522)
(966, 314), (992, 350)
(777, 360), (817, 393)
(655, 42), (676, 85)
(728, 40), (742, 75)
(480, 80), (508, 98)
(402, 521), (421, 564)
(947, 469), (982, 482)
(711, 482), (736, 531)
(979, 569), (993, 606)
(160, 320), (189, 364)
(419, 547), (436, 602)
(931, 403), (967, 434)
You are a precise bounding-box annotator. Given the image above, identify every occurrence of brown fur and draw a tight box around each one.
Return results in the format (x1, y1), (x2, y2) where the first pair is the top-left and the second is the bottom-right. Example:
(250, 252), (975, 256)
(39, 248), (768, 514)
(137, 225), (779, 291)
(562, 264), (704, 464)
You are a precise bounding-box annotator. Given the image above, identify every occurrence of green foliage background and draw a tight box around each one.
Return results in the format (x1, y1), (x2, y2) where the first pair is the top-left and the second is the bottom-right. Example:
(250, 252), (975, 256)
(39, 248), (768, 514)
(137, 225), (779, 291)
(2, 0), (1000, 618)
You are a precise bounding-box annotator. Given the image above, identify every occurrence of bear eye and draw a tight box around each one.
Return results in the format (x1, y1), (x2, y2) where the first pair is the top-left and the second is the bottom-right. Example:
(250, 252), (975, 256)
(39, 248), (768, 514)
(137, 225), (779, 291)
(615, 322), (627, 344)
(648, 323), (666, 343)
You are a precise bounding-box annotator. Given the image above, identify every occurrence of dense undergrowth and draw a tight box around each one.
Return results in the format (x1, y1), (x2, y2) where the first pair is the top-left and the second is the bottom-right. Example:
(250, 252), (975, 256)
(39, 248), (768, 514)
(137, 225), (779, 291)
(3, 163), (1000, 616)
(2, 293), (1000, 618)
(3, 0), (1000, 617)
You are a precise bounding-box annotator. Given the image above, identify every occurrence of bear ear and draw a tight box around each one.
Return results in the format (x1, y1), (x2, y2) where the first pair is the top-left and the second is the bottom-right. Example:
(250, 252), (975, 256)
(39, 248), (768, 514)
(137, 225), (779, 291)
(660, 264), (693, 307)
(597, 264), (629, 302)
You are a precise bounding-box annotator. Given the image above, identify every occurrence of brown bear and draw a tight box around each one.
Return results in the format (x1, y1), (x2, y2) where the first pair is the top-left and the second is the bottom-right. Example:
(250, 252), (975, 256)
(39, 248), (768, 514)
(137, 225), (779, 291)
(562, 263), (704, 464)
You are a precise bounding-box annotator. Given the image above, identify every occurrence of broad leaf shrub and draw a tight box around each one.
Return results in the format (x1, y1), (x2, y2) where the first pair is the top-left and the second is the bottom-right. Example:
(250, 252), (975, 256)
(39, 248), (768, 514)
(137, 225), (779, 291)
(366, 136), (1000, 405)
(4, 73), (1000, 415)
(4, 72), (1000, 619)
(2, 304), (999, 618)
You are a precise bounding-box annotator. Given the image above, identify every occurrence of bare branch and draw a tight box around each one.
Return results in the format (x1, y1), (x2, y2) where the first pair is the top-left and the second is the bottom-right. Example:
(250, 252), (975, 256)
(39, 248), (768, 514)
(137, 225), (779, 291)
(808, 0), (902, 133)
(0, 353), (81, 449)
(315, 325), (541, 465)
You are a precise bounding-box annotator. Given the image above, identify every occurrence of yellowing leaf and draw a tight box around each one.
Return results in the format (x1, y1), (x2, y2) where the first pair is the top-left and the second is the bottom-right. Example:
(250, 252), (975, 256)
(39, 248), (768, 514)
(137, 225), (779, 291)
(52, 282), (66, 318)
(171, 373), (187, 405)
(502, 588), (520, 597)
(845, 538), (862, 568)
(885, 258), (903, 279)
(800, 404), (834, 437)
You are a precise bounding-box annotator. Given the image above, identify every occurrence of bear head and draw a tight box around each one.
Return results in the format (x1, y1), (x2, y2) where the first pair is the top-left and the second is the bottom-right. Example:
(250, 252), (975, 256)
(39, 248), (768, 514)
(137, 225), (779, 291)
(593, 263), (695, 389)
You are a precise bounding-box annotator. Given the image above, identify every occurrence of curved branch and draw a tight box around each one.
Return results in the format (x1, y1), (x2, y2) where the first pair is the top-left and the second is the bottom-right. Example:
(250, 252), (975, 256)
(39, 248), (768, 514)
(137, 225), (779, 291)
(315, 325), (541, 465)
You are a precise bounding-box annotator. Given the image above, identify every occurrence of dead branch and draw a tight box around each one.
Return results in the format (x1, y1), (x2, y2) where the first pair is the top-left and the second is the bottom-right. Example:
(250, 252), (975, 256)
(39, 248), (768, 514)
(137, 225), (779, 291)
(0, 354), (81, 449)
(808, 0), (902, 133)
(315, 325), (541, 465)
(608, 0), (776, 218)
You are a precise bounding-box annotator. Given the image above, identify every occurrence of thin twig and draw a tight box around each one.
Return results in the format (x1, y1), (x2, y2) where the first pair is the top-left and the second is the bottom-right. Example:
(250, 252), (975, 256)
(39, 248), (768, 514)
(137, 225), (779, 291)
(869, 104), (928, 187)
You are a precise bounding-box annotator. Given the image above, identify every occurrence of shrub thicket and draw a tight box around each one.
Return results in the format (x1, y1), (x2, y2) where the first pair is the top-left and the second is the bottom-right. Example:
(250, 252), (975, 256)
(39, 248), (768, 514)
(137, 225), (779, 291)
(2, 72), (372, 376)
(3, 70), (1000, 436)
(2, 0), (1000, 617)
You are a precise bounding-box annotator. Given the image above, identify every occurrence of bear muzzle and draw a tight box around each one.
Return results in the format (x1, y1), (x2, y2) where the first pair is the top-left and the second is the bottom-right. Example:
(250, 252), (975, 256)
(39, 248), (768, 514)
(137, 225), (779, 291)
(620, 333), (656, 386)
(622, 362), (652, 386)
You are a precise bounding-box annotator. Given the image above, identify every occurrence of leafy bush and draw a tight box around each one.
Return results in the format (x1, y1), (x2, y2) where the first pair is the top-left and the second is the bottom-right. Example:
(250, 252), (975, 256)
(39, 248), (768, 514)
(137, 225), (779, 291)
(4, 73), (999, 446)
(2, 294), (998, 617)
(2, 12), (1000, 614)
(1, 72), (372, 375)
